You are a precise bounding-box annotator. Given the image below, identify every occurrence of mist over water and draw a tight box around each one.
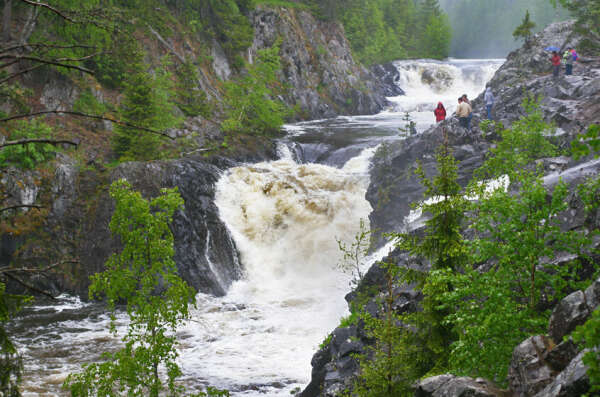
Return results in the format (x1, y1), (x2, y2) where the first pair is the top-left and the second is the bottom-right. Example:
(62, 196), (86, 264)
(12, 58), (501, 396)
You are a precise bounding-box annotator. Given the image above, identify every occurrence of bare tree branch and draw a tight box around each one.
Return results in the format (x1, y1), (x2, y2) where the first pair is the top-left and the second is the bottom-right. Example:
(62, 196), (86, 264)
(0, 260), (79, 274)
(0, 43), (97, 54)
(0, 138), (78, 149)
(0, 204), (42, 213)
(0, 111), (177, 140)
(0, 54), (94, 74)
(16, 0), (74, 22)
(0, 62), (45, 84)
(2, 271), (57, 299)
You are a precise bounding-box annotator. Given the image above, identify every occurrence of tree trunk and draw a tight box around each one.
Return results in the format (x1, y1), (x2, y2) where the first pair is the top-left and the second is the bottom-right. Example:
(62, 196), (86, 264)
(2, 0), (13, 42)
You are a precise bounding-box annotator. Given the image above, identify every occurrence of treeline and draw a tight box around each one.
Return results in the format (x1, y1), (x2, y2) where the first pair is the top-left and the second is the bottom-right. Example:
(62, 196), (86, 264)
(304, 0), (451, 63)
(438, 0), (569, 58)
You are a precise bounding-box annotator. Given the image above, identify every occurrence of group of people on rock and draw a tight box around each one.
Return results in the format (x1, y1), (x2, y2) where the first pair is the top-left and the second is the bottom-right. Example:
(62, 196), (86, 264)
(551, 48), (578, 78)
(432, 87), (495, 130)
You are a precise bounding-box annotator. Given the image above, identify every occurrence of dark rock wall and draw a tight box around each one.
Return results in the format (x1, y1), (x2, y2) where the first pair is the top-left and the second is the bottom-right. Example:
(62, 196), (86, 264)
(42, 157), (247, 298)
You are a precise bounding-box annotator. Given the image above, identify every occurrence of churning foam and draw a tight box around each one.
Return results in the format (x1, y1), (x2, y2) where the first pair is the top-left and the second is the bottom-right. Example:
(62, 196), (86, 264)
(176, 148), (376, 395)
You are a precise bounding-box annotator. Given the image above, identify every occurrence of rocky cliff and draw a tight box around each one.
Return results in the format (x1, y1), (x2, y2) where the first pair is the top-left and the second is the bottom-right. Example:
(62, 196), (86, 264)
(250, 7), (389, 119)
(1, 4), (390, 298)
(301, 21), (600, 397)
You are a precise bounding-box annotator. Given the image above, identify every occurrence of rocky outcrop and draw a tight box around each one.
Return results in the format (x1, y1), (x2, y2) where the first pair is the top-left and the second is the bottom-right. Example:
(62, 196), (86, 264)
(250, 7), (389, 119)
(368, 20), (600, 244)
(507, 278), (600, 397)
(3, 154), (268, 298)
(370, 62), (405, 97)
(471, 20), (600, 133)
(414, 375), (502, 397)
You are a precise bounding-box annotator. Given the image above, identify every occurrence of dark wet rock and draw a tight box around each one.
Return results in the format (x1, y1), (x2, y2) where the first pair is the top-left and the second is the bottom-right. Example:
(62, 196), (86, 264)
(371, 62), (405, 96)
(414, 375), (501, 397)
(548, 290), (591, 344)
(250, 7), (388, 120)
(20, 158), (248, 298)
(367, 122), (490, 245)
(507, 335), (554, 397)
(533, 352), (590, 397)
(544, 340), (579, 373)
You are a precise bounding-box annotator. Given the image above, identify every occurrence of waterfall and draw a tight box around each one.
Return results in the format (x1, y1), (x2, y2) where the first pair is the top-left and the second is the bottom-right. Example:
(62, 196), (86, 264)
(13, 58), (503, 397)
(173, 148), (376, 394)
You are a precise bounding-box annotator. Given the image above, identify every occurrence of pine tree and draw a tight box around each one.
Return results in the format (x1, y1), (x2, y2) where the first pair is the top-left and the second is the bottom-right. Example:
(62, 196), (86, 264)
(513, 10), (536, 43)
(113, 62), (181, 161)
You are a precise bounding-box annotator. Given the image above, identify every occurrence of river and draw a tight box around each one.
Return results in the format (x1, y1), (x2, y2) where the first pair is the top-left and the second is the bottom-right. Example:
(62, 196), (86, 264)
(11, 58), (502, 396)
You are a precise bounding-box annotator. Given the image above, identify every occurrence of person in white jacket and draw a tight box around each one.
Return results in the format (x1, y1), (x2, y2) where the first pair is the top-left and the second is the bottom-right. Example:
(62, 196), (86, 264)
(484, 87), (494, 120)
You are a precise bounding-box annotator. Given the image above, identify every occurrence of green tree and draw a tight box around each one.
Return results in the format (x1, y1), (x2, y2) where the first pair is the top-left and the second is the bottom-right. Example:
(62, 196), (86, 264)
(573, 306), (600, 395)
(440, 99), (591, 383)
(0, 120), (56, 169)
(392, 133), (467, 377)
(513, 10), (536, 43)
(554, 0), (600, 53)
(0, 283), (30, 397)
(64, 180), (199, 397)
(221, 42), (290, 136)
(113, 62), (182, 161)
(353, 262), (416, 397)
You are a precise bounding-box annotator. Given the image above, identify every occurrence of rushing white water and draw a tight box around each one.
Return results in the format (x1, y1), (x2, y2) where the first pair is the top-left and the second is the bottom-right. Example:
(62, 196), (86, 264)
(175, 147), (376, 395)
(13, 58), (502, 397)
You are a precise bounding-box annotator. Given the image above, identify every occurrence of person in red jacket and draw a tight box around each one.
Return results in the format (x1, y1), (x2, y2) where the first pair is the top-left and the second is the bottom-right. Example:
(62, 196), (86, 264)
(434, 102), (446, 122)
(551, 51), (561, 78)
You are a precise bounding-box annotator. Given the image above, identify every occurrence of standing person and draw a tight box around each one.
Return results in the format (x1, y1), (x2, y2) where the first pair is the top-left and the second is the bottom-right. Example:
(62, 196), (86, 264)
(456, 97), (470, 129)
(461, 94), (473, 129)
(484, 87), (494, 120)
(551, 51), (561, 78)
(434, 102), (446, 122)
(563, 48), (573, 75)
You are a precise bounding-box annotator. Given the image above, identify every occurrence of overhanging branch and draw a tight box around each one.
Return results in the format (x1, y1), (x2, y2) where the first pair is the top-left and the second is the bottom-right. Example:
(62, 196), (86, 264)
(17, 0), (74, 22)
(1, 111), (176, 140)
(0, 204), (42, 213)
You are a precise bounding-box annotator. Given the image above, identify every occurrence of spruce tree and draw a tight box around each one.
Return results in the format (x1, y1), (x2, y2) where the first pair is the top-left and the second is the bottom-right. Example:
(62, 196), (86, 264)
(512, 10), (536, 44)
(113, 62), (181, 161)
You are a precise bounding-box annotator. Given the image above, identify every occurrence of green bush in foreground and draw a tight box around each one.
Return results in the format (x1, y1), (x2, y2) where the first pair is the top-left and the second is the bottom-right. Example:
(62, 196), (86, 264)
(64, 180), (226, 397)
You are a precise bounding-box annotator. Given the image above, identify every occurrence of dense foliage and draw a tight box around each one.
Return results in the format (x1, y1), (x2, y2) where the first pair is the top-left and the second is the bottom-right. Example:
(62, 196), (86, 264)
(112, 61), (182, 161)
(554, 0), (600, 53)
(0, 120), (55, 169)
(221, 42), (290, 136)
(306, 0), (451, 63)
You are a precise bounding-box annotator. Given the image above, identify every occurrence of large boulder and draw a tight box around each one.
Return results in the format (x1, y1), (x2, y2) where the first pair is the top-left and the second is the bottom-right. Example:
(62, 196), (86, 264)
(507, 335), (555, 396)
(548, 278), (600, 344)
(414, 375), (502, 397)
(533, 352), (590, 397)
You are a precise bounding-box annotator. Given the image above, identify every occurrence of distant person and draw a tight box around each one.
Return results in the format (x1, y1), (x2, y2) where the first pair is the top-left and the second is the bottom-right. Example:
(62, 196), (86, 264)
(551, 51), (561, 78)
(563, 49), (574, 75)
(456, 97), (471, 129)
(484, 87), (494, 120)
(434, 102), (446, 122)
(409, 121), (417, 135)
(461, 94), (473, 129)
